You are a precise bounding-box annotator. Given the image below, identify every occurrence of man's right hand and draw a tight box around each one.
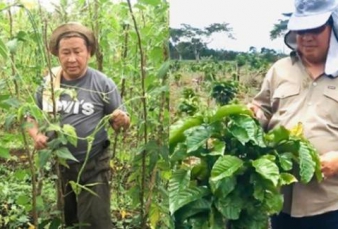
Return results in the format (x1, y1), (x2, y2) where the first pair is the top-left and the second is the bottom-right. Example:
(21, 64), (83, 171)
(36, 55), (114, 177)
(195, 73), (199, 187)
(33, 133), (49, 150)
(247, 103), (259, 117)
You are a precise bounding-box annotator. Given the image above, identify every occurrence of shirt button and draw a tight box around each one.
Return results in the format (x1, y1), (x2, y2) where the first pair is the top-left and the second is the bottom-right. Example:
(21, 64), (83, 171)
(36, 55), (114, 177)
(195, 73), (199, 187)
(308, 102), (312, 106)
(313, 82), (317, 86)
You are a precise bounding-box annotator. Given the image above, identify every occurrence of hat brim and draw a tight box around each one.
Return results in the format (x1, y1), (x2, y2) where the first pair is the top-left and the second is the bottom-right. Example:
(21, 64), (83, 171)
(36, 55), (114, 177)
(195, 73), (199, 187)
(284, 31), (297, 50)
(288, 11), (332, 31)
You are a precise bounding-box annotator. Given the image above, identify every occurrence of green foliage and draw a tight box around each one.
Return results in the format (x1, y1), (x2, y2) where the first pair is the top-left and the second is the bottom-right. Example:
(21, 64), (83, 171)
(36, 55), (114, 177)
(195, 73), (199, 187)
(169, 104), (322, 229)
(211, 80), (239, 106)
(0, 166), (60, 229)
(178, 88), (199, 116)
(0, 0), (169, 228)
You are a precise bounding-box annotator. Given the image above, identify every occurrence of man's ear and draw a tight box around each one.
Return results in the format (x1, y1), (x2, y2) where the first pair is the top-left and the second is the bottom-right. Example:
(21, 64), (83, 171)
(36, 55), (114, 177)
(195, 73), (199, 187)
(87, 46), (92, 57)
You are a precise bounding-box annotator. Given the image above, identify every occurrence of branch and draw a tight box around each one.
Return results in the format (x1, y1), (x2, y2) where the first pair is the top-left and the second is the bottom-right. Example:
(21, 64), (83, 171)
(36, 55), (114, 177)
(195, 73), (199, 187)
(126, 0), (148, 228)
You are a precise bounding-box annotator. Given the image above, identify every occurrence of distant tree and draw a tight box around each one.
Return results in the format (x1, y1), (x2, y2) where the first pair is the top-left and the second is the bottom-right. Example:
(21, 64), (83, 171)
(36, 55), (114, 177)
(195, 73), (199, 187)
(260, 47), (278, 62)
(170, 22), (234, 60)
(249, 46), (257, 54)
(270, 13), (292, 40)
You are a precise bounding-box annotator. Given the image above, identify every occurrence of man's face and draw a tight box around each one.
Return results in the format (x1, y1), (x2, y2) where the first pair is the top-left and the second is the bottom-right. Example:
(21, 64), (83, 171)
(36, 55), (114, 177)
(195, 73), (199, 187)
(296, 23), (332, 64)
(58, 37), (91, 80)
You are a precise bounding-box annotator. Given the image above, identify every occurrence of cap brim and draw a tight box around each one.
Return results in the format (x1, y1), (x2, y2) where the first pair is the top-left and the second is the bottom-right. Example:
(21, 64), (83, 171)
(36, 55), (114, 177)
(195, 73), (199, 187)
(288, 11), (332, 30)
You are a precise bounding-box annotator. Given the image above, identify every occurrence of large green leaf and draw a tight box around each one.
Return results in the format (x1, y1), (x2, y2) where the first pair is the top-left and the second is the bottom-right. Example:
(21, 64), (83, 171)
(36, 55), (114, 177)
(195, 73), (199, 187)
(252, 158), (280, 187)
(2, 97), (21, 108)
(304, 140), (322, 182)
(0, 38), (8, 59)
(279, 173), (297, 185)
(298, 142), (315, 183)
(174, 198), (211, 222)
(276, 140), (300, 154)
(211, 104), (253, 122)
(267, 126), (290, 144)
(169, 116), (203, 150)
(278, 152), (293, 171)
(228, 114), (264, 146)
(184, 125), (212, 153)
(208, 139), (225, 156)
(157, 60), (170, 79)
(264, 191), (283, 214)
(63, 124), (78, 147)
(227, 124), (249, 145)
(0, 146), (10, 159)
(55, 147), (78, 162)
(251, 177), (265, 201)
(210, 155), (243, 182)
(210, 176), (236, 198)
(38, 149), (52, 168)
(170, 143), (188, 162)
(214, 194), (243, 220)
(253, 125), (267, 148)
(169, 186), (210, 214)
(169, 169), (191, 199)
(312, 153), (323, 182)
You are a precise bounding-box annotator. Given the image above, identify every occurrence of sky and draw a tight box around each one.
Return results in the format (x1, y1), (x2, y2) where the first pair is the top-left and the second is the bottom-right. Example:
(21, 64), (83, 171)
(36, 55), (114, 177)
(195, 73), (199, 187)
(169, 0), (295, 53)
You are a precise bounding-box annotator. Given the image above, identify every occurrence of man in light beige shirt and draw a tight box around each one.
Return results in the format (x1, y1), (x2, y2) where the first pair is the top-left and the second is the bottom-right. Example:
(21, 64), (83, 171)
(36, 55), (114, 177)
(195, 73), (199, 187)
(250, 0), (338, 228)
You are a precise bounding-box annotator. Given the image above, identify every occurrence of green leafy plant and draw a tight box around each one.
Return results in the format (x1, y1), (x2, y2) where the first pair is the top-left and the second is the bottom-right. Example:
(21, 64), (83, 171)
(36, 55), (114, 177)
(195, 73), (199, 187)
(211, 81), (239, 106)
(0, 0), (170, 228)
(169, 104), (322, 229)
(178, 88), (199, 116)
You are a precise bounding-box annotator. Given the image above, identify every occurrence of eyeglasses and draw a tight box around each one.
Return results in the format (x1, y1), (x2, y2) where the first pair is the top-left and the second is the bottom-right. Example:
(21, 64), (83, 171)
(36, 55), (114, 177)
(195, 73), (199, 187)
(296, 24), (328, 35)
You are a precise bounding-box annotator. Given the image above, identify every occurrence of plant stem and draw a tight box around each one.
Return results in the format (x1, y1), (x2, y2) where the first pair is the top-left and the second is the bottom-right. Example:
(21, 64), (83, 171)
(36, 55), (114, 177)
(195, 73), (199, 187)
(92, 0), (103, 71)
(126, 0), (148, 227)
(20, 128), (38, 227)
(42, 18), (65, 226)
(8, 8), (19, 96)
(112, 23), (129, 159)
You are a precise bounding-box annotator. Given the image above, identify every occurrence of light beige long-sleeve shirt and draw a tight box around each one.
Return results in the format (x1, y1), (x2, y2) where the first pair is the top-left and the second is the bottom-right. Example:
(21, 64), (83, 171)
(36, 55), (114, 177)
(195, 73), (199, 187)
(253, 53), (338, 217)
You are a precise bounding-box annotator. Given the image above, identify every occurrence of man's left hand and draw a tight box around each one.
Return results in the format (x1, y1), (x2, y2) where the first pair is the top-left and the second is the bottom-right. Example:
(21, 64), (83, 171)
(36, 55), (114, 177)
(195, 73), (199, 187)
(110, 109), (130, 132)
(320, 151), (338, 178)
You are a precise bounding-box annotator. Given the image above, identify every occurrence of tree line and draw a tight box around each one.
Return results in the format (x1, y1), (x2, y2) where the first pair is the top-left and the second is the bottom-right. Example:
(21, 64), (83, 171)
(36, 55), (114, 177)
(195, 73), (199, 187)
(170, 13), (290, 62)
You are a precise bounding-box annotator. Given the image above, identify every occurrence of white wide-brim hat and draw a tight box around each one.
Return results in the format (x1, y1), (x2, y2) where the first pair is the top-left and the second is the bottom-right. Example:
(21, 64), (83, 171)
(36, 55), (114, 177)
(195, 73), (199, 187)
(285, 0), (338, 76)
(288, 0), (338, 31)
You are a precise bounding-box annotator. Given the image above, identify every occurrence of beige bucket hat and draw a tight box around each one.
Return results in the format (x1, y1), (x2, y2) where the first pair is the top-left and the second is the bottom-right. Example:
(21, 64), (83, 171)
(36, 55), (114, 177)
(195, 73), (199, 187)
(49, 22), (96, 56)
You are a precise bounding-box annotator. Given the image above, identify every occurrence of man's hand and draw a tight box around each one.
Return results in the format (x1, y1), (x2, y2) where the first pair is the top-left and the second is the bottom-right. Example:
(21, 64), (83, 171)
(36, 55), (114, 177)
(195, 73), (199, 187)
(110, 109), (130, 132)
(33, 133), (49, 150)
(320, 151), (338, 178)
(247, 103), (259, 116)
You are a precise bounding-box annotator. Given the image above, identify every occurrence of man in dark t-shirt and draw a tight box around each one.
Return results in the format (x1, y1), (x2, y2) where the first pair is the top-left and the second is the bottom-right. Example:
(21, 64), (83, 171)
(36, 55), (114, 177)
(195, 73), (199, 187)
(27, 22), (130, 228)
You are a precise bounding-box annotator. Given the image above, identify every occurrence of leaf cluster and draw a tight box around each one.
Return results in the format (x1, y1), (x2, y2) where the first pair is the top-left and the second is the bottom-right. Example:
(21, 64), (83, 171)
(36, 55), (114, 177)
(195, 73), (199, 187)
(211, 81), (239, 106)
(169, 104), (322, 229)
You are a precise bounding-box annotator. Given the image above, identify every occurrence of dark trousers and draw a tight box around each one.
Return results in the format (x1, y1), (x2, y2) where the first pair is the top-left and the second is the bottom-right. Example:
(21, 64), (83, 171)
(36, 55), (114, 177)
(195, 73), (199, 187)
(271, 210), (338, 229)
(60, 149), (112, 229)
